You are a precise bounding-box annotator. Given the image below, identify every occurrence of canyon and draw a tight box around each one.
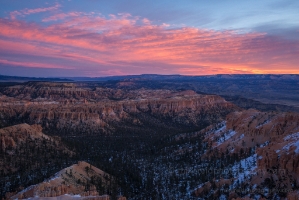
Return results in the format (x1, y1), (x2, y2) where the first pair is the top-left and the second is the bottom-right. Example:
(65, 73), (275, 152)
(0, 77), (299, 199)
(0, 82), (239, 135)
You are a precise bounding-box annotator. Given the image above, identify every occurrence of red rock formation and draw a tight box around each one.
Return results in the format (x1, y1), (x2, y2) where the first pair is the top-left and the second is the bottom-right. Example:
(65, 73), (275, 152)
(0, 123), (49, 151)
(0, 86), (240, 134)
(9, 161), (122, 200)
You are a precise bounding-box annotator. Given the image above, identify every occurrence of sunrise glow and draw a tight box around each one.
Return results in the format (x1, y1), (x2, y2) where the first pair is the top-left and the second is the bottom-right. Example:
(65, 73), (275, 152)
(0, 0), (298, 76)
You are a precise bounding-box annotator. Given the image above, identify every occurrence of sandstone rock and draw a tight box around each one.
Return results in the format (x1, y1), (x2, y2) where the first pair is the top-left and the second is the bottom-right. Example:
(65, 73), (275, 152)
(10, 161), (122, 200)
(0, 123), (49, 151)
(0, 87), (240, 135)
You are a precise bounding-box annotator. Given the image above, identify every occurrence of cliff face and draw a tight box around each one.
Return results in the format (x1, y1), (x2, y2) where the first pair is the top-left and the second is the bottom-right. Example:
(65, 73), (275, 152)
(0, 82), (96, 101)
(0, 123), (48, 151)
(0, 82), (200, 102)
(0, 82), (240, 135)
(224, 110), (299, 183)
(225, 109), (299, 138)
(23, 95), (234, 121)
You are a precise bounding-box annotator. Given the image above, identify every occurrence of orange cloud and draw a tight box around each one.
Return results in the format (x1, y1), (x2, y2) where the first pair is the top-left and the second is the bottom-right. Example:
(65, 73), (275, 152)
(0, 11), (298, 76)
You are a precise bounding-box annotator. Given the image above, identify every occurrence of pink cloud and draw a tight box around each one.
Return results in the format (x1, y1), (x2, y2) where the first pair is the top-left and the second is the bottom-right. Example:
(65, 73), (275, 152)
(142, 18), (151, 25)
(9, 11), (22, 20)
(0, 59), (73, 69)
(1, 11), (298, 75)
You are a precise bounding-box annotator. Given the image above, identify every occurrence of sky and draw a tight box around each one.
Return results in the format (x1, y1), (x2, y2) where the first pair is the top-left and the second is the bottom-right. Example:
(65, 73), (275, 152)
(0, 0), (298, 77)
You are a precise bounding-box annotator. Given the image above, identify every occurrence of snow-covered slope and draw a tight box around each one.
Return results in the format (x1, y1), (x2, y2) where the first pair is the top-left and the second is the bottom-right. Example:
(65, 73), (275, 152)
(192, 109), (299, 199)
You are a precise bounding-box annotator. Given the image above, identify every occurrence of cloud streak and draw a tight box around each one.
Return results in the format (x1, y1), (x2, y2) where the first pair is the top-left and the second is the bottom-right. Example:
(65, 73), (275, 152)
(10, 3), (61, 20)
(1, 10), (298, 76)
(0, 59), (72, 69)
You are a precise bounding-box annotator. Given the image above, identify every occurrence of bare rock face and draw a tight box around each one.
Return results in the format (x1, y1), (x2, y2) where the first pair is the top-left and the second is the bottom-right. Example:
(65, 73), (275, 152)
(204, 109), (299, 154)
(0, 82), (199, 102)
(0, 83), (240, 135)
(0, 82), (95, 101)
(0, 123), (48, 151)
(226, 109), (299, 138)
(10, 161), (124, 200)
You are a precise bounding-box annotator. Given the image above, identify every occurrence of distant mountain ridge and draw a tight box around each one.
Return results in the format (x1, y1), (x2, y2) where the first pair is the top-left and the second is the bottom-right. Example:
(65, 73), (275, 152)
(1, 74), (299, 82)
(56, 74), (299, 82)
(0, 74), (72, 83)
(2, 74), (299, 109)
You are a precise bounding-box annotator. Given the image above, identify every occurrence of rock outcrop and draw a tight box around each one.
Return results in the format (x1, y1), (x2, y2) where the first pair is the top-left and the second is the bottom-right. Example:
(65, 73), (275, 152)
(0, 123), (49, 151)
(0, 83), (240, 134)
(9, 161), (125, 200)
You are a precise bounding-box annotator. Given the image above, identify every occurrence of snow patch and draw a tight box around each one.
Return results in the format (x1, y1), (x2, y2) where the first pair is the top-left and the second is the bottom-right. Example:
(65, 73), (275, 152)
(256, 120), (271, 128)
(283, 140), (299, 154)
(243, 115), (254, 122)
(231, 154), (257, 189)
(210, 122), (226, 139)
(215, 124), (226, 134)
(260, 141), (269, 148)
(282, 132), (299, 154)
(284, 132), (299, 141)
(63, 194), (81, 197)
(216, 130), (236, 146)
